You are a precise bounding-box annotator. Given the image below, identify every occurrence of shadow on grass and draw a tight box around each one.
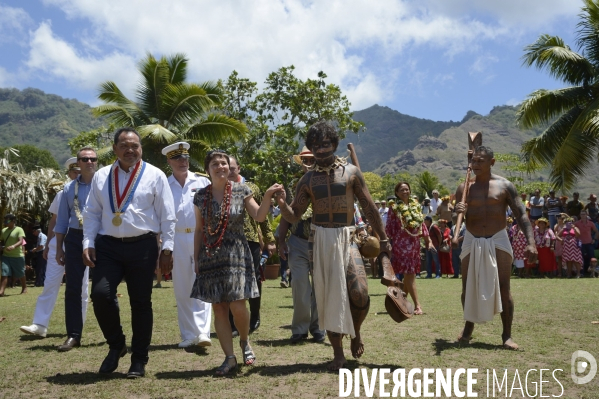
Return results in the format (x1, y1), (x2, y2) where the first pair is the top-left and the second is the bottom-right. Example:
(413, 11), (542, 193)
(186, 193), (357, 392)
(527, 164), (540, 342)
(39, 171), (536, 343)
(432, 338), (501, 355)
(46, 371), (126, 385)
(20, 333), (66, 341)
(278, 305), (294, 309)
(278, 324), (292, 330)
(254, 338), (330, 348)
(26, 341), (107, 351)
(155, 369), (220, 379)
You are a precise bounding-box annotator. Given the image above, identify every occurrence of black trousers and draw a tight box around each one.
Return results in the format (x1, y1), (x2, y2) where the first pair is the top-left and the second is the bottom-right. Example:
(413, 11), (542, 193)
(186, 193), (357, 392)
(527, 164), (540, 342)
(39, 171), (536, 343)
(91, 234), (158, 364)
(65, 229), (87, 339)
(230, 241), (262, 330)
(34, 254), (47, 287)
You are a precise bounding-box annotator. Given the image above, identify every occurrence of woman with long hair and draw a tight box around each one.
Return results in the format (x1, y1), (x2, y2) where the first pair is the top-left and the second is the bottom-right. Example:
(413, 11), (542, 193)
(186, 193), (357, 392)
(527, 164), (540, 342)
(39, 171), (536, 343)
(561, 217), (584, 278)
(191, 150), (281, 376)
(437, 219), (454, 277)
(385, 182), (434, 315)
(534, 218), (557, 277)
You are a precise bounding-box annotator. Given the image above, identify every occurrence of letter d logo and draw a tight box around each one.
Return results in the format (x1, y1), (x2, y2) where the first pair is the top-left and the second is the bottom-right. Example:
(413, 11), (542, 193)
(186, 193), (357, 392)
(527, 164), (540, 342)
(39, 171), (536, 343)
(571, 350), (597, 384)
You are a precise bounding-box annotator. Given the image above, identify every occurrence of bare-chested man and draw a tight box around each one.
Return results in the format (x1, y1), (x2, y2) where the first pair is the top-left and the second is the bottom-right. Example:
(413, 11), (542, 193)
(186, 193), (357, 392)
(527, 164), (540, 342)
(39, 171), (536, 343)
(277, 121), (390, 370)
(454, 146), (537, 350)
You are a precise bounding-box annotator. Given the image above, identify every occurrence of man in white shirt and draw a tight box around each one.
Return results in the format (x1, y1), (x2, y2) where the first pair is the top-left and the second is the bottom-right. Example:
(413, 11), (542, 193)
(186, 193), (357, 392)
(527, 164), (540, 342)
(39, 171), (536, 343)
(430, 190), (442, 214)
(379, 200), (389, 226)
(161, 142), (212, 349)
(82, 128), (176, 378)
(20, 160), (86, 338)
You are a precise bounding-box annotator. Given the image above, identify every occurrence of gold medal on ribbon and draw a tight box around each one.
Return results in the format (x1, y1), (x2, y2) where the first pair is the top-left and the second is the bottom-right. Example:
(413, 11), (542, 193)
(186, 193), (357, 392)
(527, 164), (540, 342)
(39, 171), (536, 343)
(112, 213), (123, 226)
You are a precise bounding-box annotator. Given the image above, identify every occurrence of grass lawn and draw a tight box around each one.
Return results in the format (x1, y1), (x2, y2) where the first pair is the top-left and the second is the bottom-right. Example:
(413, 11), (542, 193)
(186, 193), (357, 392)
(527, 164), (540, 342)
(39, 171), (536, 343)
(0, 275), (598, 398)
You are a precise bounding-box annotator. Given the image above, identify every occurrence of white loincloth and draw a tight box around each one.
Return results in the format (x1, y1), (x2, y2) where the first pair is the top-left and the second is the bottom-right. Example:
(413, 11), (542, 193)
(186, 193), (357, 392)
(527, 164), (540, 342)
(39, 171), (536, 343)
(311, 224), (356, 338)
(460, 229), (513, 324)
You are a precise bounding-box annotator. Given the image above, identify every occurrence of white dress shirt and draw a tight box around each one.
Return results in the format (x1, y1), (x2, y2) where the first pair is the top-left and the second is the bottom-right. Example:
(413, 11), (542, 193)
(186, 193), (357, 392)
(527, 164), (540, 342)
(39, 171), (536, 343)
(168, 172), (210, 232)
(82, 160), (176, 251)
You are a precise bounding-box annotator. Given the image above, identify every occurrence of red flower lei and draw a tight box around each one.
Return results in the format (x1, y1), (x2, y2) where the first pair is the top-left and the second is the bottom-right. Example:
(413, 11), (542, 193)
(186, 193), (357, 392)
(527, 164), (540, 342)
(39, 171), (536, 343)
(203, 181), (232, 256)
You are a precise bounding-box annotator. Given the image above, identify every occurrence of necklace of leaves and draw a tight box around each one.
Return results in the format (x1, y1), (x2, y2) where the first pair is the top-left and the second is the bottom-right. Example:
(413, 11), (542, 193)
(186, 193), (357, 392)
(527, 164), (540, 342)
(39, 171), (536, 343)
(203, 181), (232, 257)
(392, 198), (424, 237)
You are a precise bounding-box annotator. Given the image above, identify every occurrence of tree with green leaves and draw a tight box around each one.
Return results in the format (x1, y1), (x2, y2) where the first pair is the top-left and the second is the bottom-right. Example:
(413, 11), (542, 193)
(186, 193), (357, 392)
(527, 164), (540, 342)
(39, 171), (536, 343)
(0, 144), (59, 172)
(362, 172), (384, 201)
(219, 67), (364, 190)
(91, 53), (247, 171)
(415, 171), (440, 199)
(518, 0), (599, 191)
(495, 153), (552, 195)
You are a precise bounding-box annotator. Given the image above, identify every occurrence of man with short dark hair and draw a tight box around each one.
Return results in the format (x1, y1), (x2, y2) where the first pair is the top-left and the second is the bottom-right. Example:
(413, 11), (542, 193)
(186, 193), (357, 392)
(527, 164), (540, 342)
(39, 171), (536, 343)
(575, 210), (598, 277)
(54, 147), (97, 352)
(546, 190), (561, 229)
(424, 216), (441, 278)
(0, 214), (27, 296)
(454, 146), (536, 350)
(567, 192), (584, 218)
(83, 128), (176, 378)
(529, 189), (544, 221)
(30, 228), (47, 287)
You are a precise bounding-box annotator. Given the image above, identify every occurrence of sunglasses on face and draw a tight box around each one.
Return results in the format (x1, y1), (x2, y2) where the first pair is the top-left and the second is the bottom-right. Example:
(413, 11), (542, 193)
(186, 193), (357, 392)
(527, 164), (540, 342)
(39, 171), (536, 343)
(301, 157), (315, 165)
(78, 157), (98, 163)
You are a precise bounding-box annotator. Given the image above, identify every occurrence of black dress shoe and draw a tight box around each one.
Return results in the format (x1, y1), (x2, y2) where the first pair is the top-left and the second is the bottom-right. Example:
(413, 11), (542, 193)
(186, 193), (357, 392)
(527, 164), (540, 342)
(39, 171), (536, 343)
(127, 362), (146, 378)
(249, 319), (260, 333)
(99, 345), (127, 374)
(290, 334), (308, 344)
(312, 332), (326, 343)
(57, 337), (80, 352)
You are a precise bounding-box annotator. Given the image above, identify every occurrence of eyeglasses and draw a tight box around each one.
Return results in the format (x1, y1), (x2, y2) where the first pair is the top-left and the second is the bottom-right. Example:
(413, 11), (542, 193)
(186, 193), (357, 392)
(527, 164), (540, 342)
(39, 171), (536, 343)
(301, 157), (315, 165)
(78, 157), (98, 163)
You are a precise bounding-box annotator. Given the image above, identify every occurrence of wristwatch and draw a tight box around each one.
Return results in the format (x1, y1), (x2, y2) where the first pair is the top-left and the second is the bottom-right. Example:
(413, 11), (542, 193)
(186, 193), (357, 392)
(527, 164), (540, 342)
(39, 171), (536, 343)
(162, 249), (172, 256)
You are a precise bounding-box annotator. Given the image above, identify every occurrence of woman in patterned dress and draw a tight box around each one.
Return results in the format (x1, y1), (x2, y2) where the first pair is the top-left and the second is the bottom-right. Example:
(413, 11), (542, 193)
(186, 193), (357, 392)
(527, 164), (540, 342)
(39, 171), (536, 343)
(386, 182), (434, 315)
(437, 219), (454, 277)
(553, 214), (567, 277)
(510, 223), (527, 278)
(534, 218), (557, 277)
(191, 150), (281, 376)
(560, 217), (583, 278)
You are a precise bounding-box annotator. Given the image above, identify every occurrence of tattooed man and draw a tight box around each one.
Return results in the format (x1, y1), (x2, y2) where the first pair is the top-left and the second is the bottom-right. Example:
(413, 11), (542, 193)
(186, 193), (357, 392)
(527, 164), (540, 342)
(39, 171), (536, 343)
(454, 146), (537, 350)
(277, 121), (391, 371)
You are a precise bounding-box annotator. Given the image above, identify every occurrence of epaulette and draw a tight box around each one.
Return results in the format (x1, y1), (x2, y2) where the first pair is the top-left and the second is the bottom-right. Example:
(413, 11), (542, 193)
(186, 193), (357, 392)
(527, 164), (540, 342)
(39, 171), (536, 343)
(193, 171), (209, 178)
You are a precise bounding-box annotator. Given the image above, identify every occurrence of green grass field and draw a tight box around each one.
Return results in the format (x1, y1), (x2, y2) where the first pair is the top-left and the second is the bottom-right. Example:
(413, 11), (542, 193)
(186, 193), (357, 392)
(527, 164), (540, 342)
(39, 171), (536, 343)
(0, 276), (598, 398)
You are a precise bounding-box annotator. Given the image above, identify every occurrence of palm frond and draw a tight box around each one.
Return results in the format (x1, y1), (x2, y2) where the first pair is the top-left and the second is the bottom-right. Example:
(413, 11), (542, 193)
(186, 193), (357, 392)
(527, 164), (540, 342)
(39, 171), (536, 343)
(522, 106), (583, 170)
(138, 124), (178, 144)
(549, 128), (599, 190)
(517, 86), (589, 129)
(93, 105), (138, 127)
(577, 0), (599, 66)
(183, 114), (247, 145)
(137, 54), (170, 120)
(522, 34), (594, 85)
(162, 84), (219, 127)
(167, 53), (188, 84)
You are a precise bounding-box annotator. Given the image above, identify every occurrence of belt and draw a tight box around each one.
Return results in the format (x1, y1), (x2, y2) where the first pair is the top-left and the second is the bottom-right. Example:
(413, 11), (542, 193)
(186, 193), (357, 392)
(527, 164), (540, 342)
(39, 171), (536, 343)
(68, 228), (83, 234)
(102, 232), (156, 243)
(175, 228), (193, 233)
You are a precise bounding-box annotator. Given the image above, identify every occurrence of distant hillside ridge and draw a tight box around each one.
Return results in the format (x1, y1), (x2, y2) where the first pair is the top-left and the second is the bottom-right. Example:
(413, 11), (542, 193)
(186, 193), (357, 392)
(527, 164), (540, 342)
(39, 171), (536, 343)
(339, 104), (468, 171)
(0, 87), (102, 164)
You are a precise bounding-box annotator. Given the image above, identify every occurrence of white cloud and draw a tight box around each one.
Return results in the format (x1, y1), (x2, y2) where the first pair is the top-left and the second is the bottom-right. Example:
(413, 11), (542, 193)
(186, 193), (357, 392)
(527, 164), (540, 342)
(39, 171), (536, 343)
(0, 66), (16, 87)
(21, 0), (579, 111)
(25, 22), (138, 92)
(505, 98), (521, 106)
(0, 5), (33, 45)
(469, 55), (499, 75)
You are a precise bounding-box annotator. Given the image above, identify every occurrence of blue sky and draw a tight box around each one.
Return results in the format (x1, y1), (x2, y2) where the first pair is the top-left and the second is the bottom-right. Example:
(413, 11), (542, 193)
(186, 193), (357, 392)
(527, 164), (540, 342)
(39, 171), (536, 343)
(0, 0), (582, 122)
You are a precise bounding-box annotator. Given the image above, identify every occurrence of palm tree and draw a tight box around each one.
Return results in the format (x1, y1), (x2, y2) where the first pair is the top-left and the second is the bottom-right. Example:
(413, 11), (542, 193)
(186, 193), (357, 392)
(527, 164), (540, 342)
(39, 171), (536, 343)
(93, 53), (247, 171)
(518, 0), (599, 190)
(415, 171), (439, 199)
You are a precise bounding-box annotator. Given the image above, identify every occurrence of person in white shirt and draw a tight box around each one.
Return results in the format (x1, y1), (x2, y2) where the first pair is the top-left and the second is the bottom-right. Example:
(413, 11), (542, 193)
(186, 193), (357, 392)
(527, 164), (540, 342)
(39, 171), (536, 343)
(161, 142), (212, 349)
(82, 128), (176, 378)
(430, 190), (442, 214)
(20, 162), (87, 338)
(380, 200), (389, 226)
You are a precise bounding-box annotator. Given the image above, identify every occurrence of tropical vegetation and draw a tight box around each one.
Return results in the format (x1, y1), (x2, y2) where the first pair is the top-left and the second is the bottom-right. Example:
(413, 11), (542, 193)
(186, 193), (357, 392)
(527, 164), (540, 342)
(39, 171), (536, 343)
(91, 53), (247, 171)
(518, 0), (599, 190)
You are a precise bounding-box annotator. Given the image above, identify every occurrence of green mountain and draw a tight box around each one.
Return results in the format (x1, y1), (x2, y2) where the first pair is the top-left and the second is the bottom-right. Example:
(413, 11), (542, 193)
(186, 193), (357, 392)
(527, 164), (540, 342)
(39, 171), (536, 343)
(339, 105), (465, 171)
(371, 105), (599, 198)
(0, 88), (102, 165)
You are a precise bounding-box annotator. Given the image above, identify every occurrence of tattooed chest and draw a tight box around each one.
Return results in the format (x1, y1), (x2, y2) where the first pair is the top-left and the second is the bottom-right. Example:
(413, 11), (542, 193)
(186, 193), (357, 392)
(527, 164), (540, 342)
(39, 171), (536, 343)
(309, 170), (352, 225)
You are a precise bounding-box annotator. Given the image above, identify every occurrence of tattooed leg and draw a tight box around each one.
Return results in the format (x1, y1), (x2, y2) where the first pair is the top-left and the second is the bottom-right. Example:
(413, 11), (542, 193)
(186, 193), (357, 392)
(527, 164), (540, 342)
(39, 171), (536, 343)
(347, 244), (369, 359)
(327, 332), (346, 371)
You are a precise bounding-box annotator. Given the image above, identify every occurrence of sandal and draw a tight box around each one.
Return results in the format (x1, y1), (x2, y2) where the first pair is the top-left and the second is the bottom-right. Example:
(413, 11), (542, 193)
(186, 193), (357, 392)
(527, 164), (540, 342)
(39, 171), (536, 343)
(240, 340), (256, 366)
(215, 355), (237, 376)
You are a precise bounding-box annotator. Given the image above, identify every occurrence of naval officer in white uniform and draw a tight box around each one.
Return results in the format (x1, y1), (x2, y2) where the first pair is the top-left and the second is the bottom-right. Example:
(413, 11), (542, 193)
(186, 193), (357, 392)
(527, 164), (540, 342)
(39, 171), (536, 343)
(162, 142), (212, 348)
